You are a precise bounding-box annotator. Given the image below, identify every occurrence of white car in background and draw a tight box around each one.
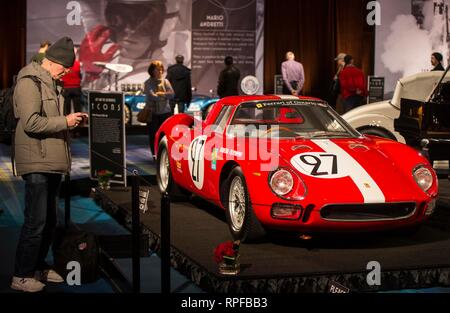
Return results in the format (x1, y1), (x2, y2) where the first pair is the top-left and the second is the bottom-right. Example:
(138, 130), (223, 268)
(343, 71), (450, 143)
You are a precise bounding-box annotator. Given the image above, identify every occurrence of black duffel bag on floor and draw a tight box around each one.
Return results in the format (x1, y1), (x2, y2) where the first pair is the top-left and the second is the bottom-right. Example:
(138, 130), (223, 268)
(52, 227), (100, 284)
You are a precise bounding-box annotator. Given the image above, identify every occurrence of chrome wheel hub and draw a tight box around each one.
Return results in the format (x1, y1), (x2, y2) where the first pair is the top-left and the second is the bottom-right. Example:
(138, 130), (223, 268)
(159, 148), (169, 191)
(228, 176), (246, 232)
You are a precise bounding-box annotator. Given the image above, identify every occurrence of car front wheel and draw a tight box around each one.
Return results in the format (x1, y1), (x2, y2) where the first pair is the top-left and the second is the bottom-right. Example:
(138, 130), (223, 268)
(223, 166), (266, 242)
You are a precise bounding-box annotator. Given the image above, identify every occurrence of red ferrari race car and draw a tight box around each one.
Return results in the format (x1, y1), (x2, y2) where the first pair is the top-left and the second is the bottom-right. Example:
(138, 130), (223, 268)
(154, 95), (438, 242)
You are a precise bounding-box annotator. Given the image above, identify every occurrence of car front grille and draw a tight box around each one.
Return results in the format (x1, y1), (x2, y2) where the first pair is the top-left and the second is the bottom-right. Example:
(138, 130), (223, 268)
(320, 202), (417, 222)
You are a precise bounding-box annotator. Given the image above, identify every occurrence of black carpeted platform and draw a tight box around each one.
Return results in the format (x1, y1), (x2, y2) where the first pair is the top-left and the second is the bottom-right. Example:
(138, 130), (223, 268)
(92, 179), (450, 293)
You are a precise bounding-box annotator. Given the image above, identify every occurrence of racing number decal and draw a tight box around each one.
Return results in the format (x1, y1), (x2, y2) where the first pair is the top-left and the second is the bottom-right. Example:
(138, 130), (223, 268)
(299, 154), (338, 176)
(291, 140), (386, 203)
(188, 136), (207, 190)
(191, 139), (205, 182)
(291, 153), (345, 179)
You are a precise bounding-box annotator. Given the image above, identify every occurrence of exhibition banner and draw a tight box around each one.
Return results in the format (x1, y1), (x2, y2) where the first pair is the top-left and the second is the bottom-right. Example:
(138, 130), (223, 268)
(191, 0), (264, 94)
(26, 0), (264, 95)
(88, 91), (126, 186)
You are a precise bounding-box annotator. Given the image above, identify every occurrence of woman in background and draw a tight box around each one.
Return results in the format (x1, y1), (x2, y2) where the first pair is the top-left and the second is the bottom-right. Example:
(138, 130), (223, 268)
(144, 60), (174, 158)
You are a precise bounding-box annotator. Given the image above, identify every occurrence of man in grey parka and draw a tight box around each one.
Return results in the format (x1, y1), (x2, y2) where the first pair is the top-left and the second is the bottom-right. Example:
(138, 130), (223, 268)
(11, 37), (87, 292)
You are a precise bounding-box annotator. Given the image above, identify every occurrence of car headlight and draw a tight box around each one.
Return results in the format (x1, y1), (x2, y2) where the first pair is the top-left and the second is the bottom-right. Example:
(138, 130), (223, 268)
(270, 169), (294, 196)
(413, 166), (433, 193)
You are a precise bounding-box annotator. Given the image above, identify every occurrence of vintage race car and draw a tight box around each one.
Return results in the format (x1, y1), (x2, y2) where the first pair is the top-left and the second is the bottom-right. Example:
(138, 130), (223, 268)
(155, 95), (438, 242)
(343, 71), (450, 144)
(184, 94), (220, 119)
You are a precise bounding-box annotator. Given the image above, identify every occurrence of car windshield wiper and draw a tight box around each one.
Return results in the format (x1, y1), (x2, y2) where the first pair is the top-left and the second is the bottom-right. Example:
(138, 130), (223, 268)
(296, 131), (351, 139)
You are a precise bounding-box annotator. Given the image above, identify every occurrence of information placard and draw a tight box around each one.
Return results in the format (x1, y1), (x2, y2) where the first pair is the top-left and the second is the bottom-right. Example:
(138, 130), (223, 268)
(368, 76), (385, 103)
(274, 75), (284, 95)
(88, 91), (126, 186)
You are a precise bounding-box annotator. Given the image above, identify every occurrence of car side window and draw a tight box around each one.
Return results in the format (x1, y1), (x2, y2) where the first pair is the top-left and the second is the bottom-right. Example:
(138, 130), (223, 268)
(212, 105), (233, 132)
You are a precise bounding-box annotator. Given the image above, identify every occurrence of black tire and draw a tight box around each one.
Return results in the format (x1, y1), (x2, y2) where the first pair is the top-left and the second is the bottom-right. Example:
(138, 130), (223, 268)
(359, 127), (397, 141)
(222, 166), (266, 242)
(156, 137), (189, 200)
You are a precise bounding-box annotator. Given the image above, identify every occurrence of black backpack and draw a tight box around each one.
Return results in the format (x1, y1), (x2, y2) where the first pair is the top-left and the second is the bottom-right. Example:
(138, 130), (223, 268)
(0, 75), (41, 145)
(0, 87), (16, 145)
(52, 227), (100, 284)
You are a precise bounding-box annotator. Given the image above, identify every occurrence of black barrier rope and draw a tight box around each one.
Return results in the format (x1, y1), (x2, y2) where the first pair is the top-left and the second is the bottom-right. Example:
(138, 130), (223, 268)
(92, 147), (306, 210)
(90, 149), (152, 186)
(91, 148), (277, 208)
(161, 193), (171, 294)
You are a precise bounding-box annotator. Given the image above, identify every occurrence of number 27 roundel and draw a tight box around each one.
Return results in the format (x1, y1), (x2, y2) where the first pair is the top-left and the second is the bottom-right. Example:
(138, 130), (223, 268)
(291, 153), (345, 179)
(188, 136), (207, 190)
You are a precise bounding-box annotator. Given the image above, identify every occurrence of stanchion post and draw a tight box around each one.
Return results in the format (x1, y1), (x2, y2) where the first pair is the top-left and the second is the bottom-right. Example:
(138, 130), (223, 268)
(64, 174), (71, 228)
(131, 172), (141, 293)
(161, 192), (171, 294)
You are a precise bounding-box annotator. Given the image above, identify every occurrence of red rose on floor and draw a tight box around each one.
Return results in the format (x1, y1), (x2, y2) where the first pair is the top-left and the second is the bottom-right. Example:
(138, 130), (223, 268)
(213, 240), (240, 263)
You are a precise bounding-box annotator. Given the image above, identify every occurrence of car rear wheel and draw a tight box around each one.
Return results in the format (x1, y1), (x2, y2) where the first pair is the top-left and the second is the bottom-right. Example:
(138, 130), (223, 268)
(223, 166), (266, 242)
(156, 137), (190, 199)
(156, 137), (191, 201)
(156, 137), (172, 192)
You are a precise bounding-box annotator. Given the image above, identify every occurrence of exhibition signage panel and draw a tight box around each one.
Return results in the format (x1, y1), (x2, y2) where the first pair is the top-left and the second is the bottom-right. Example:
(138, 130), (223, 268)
(191, 0), (264, 95)
(368, 76), (385, 103)
(88, 91), (127, 186)
(274, 75), (284, 95)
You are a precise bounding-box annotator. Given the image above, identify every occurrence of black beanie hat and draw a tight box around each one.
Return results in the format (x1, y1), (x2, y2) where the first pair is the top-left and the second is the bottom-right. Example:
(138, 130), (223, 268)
(45, 37), (75, 68)
(432, 52), (443, 62)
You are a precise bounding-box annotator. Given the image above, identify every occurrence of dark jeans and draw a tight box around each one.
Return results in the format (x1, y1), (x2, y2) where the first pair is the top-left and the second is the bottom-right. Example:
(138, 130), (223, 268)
(148, 113), (172, 156)
(63, 87), (82, 115)
(14, 173), (62, 278)
(344, 95), (364, 113)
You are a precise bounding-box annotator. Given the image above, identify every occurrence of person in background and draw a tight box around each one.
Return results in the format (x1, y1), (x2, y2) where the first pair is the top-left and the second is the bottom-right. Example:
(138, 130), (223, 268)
(144, 60), (174, 157)
(12, 37), (87, 293)
(339, 55), (367, 113)
(30, 41), (52, 64)
(330, 53), (346, 112)
(61, 47), (82, 116)
(166, 55), (192, 113)
(217, 56), (241, 98)
(281, 51), (305, 96)
(431, 52), (445, 71)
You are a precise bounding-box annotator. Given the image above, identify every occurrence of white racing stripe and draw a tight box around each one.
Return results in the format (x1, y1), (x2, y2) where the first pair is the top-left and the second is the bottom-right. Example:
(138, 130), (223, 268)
(312, 140), (385, 203)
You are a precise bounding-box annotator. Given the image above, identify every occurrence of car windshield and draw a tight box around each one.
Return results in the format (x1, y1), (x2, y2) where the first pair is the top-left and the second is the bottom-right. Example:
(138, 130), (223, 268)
(227, 100), (359, 139)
